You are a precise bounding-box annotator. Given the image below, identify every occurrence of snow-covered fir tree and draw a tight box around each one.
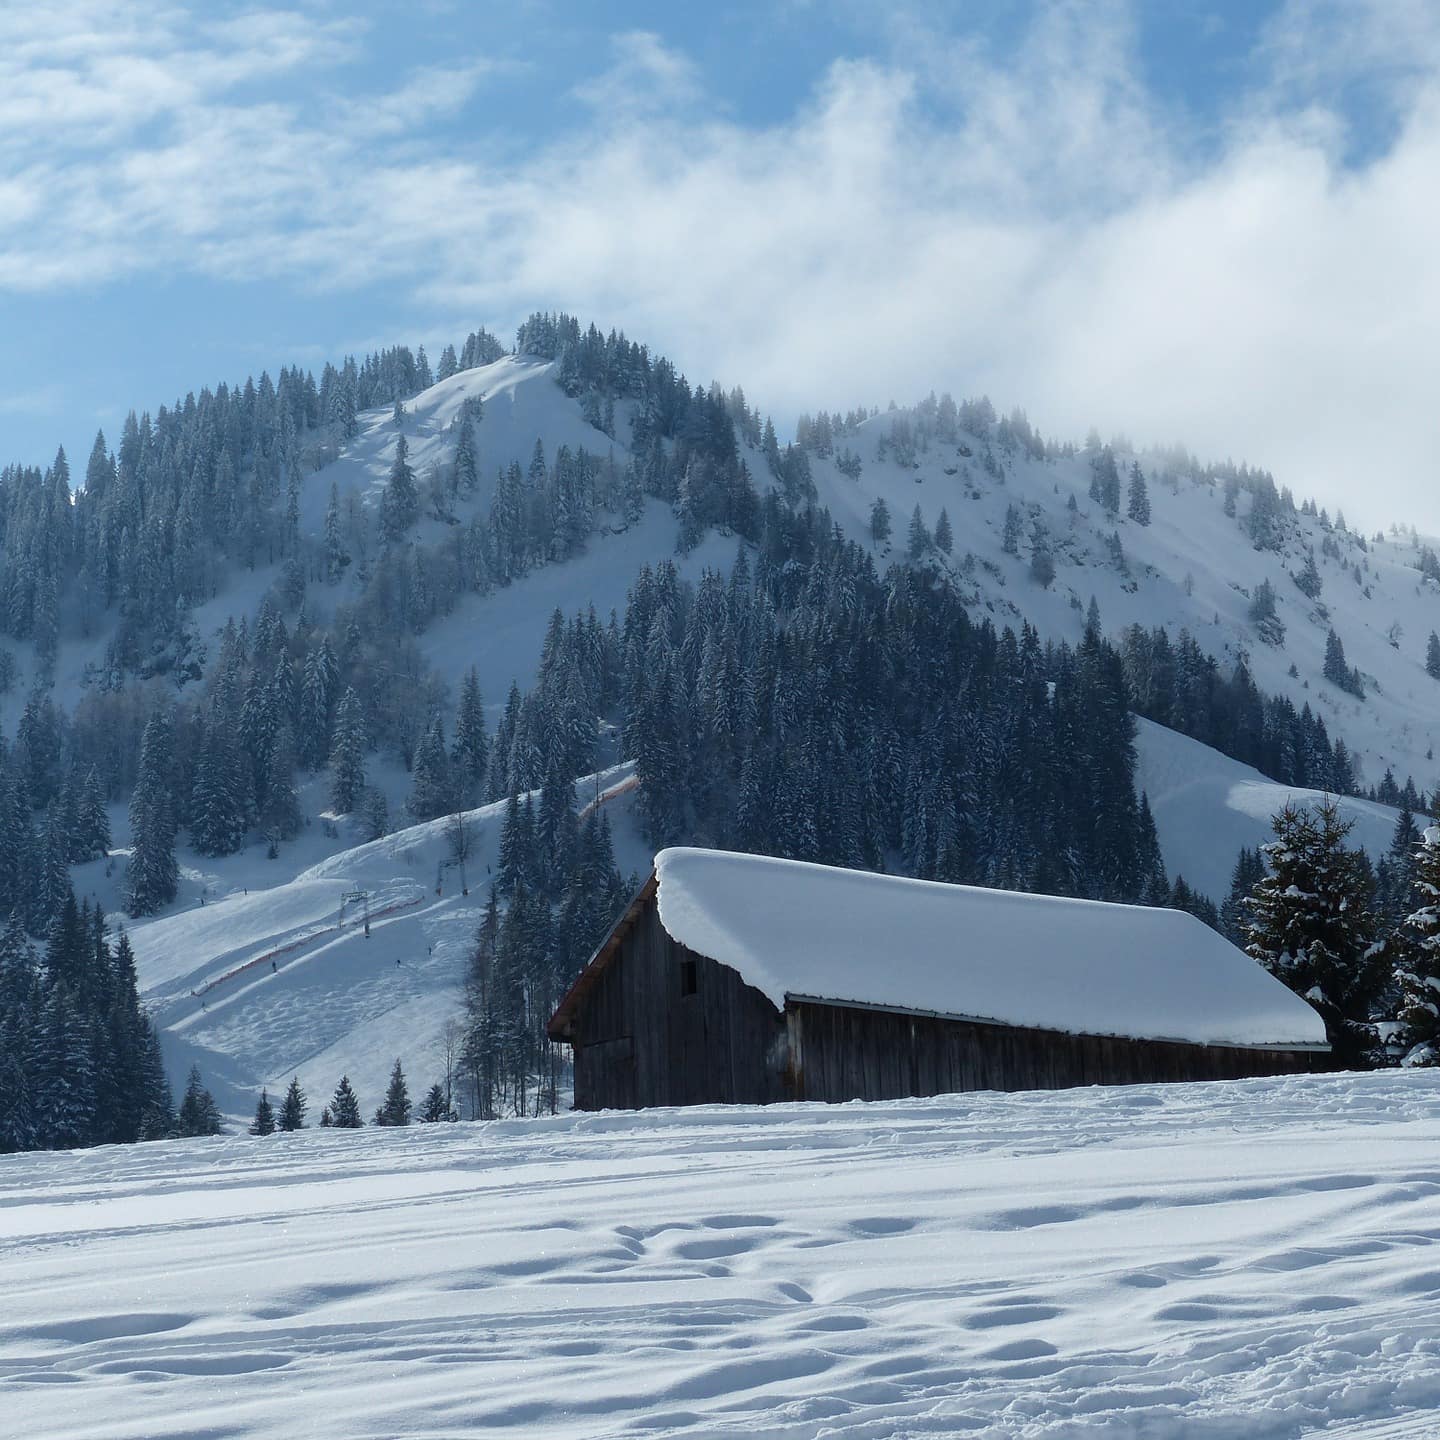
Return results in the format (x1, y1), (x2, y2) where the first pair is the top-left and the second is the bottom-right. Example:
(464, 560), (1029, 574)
(126, 711), (178, 917)
(329, 1075), (363, 1127)
(249, 1088), (276, 1136)
(1243, 799), (1388, 1065)
(1127, 462), (1150, 526)
(278, 1076), (307, 1131)
(377, 1060), (411, 1126)
(177, 1066), (222, 1137)
(1392, 826), (1440, 1065)
(329, 688), (367, 814)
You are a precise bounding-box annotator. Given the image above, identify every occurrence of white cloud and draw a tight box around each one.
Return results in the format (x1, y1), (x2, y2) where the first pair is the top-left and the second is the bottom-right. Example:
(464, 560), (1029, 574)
(2, 1), (1439, 530)
(571, 31), (702, 118)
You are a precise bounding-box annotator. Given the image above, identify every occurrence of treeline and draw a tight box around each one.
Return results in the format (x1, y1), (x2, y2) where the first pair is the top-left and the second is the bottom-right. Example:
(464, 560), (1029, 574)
(1233, 798), (1440, 1071)
(246, 1061), (454, 1134)
(1120, 627), (1362, 795)
(0, 899), (172, 1153)
(459, 805), (630, 1118)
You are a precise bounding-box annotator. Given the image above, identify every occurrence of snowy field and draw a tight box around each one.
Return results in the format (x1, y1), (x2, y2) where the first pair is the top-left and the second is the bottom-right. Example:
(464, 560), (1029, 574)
(6, 1072), (1440, 1438)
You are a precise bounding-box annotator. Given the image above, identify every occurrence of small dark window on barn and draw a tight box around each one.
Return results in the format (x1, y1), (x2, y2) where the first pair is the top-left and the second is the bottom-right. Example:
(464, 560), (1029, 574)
(680, 959), (698, 997)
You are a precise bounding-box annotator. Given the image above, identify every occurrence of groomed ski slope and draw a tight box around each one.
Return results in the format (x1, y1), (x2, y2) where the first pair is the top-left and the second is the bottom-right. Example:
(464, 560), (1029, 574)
(5, 1070), (1440, 1439)
(121, 763), (656, 1120)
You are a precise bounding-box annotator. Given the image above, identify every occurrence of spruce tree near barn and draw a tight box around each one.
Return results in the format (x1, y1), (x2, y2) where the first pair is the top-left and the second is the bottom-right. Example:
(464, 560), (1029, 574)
(1392, 827), (1440, 1065)
(1243, 799), (1388, 1066)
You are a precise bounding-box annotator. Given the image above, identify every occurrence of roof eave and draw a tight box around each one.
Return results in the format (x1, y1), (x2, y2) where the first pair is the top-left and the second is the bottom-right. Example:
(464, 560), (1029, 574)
(782, 993), (1331, 1053)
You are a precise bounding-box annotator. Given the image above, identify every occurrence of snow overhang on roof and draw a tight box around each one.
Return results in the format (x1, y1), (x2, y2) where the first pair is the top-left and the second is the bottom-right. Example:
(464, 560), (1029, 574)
(645, 848), (1330, 1051)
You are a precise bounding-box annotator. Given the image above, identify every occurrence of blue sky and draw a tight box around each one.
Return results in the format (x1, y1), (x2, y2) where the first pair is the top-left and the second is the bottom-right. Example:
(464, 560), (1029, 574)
(2, 0), (1438, 527)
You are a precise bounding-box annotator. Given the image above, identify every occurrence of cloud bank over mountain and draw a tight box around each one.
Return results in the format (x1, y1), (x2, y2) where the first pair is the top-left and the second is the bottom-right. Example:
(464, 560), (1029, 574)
(2, 1), (1437, 528)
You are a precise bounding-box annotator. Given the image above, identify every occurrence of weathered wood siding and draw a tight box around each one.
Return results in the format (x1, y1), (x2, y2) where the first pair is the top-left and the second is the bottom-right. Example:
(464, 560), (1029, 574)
(571, 899), (789, 1110)
(787, 1000), (1324, 1103)
(566, 891), (1325, 1110)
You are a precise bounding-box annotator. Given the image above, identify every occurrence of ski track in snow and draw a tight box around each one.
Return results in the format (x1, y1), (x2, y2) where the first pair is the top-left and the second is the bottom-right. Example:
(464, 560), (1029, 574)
(5, 1071), (1440, 1438)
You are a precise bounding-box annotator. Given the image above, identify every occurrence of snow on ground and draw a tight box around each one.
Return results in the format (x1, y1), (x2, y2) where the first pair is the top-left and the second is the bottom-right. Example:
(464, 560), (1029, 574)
(121, 764), (654, 1121)
(651, 846), (1326, 1048)
(1135, 717), (1403, 901)
(6, 1070), (1440, 1438)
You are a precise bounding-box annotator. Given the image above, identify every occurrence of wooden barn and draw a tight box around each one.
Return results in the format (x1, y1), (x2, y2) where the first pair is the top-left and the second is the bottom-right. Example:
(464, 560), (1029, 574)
(548, 848), (1330, 1110)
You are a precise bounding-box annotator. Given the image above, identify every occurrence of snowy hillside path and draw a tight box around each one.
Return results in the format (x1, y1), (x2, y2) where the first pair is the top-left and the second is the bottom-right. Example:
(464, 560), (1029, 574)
(6, 1071), (1440, 1438)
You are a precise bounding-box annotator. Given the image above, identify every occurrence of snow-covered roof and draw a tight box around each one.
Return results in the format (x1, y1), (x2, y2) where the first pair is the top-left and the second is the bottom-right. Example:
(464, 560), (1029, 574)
(649, 848), (1328, 1050)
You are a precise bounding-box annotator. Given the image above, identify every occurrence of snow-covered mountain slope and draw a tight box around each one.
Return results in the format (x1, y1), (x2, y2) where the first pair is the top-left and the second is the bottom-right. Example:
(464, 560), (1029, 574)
(804, 420), (1440, 796)
(1135, 717), (1402, 900)
(15, 354), (1431, 1111)
(7, 1070), (1440, 1439)
(319, 357), (1439, 796)
(119, 764), (652, 1119)
(297, 355), (627, 533)
(307, 355), (738, 703)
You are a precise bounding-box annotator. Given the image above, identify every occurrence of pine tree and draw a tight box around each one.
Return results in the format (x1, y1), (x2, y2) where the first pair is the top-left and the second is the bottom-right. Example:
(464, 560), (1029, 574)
(329, 1075), (363, 1127)
(1394, 825), (1440, 1064)
(135, 1014), (175, 1141)
(1243, 799), (1388, 1065)
(1294, 551), (1323, 600)
(126, 710), (178, 917)
(329, 688), (367, 814)
(324, 481), (346, 583)
(249, 1088), (276, 1136)
(451, 668), (489, 800)
(378, 1059), (411, 1126)
(1323, 628), (1363, 697)
(380, 435), (419, 541)
(1221, 846), (1265, 944)
(906, 505), (930, 562)
(1427, 632), (1440, 681)
(868, 497), (891, 548)
(933, 508), (953, 555)
(177, 1066), (222, 1137)
(190, 715), (248, 856)
(1126, 462), (1150, 525)
(1029, 529), (1056, 588)
(418, 1082), (451, 1122)
(0, 912), (39, 1153)
(453, 413), (479, 499)
(77, 768), (110, 861)
(408, 717), (453, 821)
(1090, 447), (1121, 513)
(1379, 807), (1422, 927)
(1002, 504), (1022, 555)
(278, 1075), (307, 1130)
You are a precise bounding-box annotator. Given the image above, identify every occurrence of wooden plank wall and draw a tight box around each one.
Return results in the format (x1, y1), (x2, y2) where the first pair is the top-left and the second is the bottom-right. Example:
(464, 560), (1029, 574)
(571, 898), (789, 1110)
(788, 1001), (1324, 1103)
